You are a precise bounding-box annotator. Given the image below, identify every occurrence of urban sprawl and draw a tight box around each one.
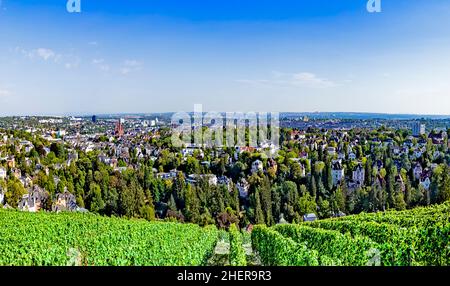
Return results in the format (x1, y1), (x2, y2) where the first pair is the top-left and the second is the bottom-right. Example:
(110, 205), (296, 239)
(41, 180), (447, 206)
(0, 114), (449, 229)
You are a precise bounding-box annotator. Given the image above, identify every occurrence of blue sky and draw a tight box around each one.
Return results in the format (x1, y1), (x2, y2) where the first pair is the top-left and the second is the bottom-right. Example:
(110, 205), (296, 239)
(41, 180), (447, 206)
(0, 0), (449, 115)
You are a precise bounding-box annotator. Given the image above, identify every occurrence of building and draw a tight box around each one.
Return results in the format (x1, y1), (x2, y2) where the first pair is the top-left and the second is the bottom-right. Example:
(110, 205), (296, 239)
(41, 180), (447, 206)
(332, 161), (345, 186)
(0, 167), (6, 180)
(156, 169), (178, 180)
(428, 130), (447, 145)
(251, 160), (263, 174)
(348, 152), (357, 160)
(217, 176), (232, 190)
(237, 179), (250, 198)
(420, 174), (432, 190)
(303, 213), (317, 222)
(92, 115), (97, 123)
(327, 147), (336, 155)
(18, 186), (48, 213)
(290, 130), (306, 140)
(413, 163), (423, 181)
(352, 163), (365, 187)
(267, 158), (278, 173)
(186, 174), (218, 186)
(115, 119), (124, 137)
(52, 191), (85, 212)
(412, 122), (426, 137)
(56, 130), (67, 138)
(6, 157), (15, 168)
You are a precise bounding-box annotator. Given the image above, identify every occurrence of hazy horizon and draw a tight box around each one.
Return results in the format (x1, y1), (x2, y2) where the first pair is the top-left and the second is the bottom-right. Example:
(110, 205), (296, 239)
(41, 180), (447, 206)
(2, 111), (450, 119)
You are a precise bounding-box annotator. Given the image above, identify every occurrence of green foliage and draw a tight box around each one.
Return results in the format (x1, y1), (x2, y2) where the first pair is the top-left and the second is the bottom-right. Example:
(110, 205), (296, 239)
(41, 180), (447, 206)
(252, 202), (450, 266)
(228, 225), (246, 266)
(251, 225), (320, 266)
(5, 178), (27, 206)
(306, 220), (414, 265)
(0, 209), (218, 266)
(274, 224), (378, 266)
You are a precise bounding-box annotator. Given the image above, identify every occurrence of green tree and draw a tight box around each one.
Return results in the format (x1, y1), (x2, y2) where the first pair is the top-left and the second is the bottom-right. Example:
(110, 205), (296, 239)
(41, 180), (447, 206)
(184, 184), (201, 224)
(254, 190), (265, 225)
(5, 179), (27, 207)
(298, 192), (317, 216)
(88, 183), (105, 213)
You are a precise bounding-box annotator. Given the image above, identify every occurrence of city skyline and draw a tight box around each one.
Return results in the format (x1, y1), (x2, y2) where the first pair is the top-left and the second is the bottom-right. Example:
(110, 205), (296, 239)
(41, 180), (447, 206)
(1, 0), (450, 115)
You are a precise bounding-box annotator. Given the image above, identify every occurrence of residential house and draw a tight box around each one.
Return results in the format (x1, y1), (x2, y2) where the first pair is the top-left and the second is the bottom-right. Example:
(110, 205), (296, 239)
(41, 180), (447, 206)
(19, 175), (33, 188)
(0, 167), (6, 180)
(251, 160), (263, 174)
(186, 174), (218, 186)
(403, 139), (414, 148)
(290, 130), (306, 140)
(413, 149), (423, 159)
(413, 163), (423, 181)
(332, 161), (345, 186)
(18, 186), (48, 213)
(267, 158), (278, 173)
(418, 138), (428, 146)
(156, 169), (179, 180)
(384, 138), (394, 147)
(6, 157), (15, 168)
(352, 163), (365, 187)
(327, 147), (336, 156)
(217, 176), (232, 190)
(237, 179), (250, 198)
(429, 131), (447, 145)
(0, 189), (4, 205)
(303, 213), (317, 222)
(393, 146), (401, 156)
(420, 175), (432, 191)
(52, 191), (85, 212)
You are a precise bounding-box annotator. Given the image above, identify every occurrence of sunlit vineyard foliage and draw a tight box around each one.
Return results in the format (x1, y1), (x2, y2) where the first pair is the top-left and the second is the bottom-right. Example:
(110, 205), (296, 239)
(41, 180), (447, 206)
(2, 202), (449, 266)
(229, 224), (247, 266)
(0, 210), (218, 266)
(252, 202), (450, 266)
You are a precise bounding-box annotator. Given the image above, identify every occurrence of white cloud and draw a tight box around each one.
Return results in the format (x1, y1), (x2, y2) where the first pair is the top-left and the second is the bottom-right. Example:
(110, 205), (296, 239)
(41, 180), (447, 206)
(92, 58), (110, 72)
(0, 88), (11, 99)
(35, 48), (56, 61)
(15, 47), (80, 69)
(63, 54), (80, 69)
(123, 60), (141, 67)
(291, 72), (336, 88)
(88, 41), (98, 46)
(65, 62), (78, 69)
(237, 71), (337, 89)
(17, 47), (61, 63)
(120, 60), (143, 75)
(92, 58), (104, 65)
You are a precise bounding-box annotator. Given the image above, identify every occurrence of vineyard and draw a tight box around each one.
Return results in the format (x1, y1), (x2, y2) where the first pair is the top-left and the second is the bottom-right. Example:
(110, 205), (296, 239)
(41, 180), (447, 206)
(0, 210), (218, 266)
(1, 202), (449, 266)
(251, 202), (450, 266)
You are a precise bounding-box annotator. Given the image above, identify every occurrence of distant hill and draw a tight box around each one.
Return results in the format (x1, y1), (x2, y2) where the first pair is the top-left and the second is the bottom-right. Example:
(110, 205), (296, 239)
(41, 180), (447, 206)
(280, 112), (450, 120)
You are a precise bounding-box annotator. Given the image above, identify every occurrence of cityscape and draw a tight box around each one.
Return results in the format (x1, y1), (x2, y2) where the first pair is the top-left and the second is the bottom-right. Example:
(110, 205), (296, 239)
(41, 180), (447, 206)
(1, 0), (450, 271)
